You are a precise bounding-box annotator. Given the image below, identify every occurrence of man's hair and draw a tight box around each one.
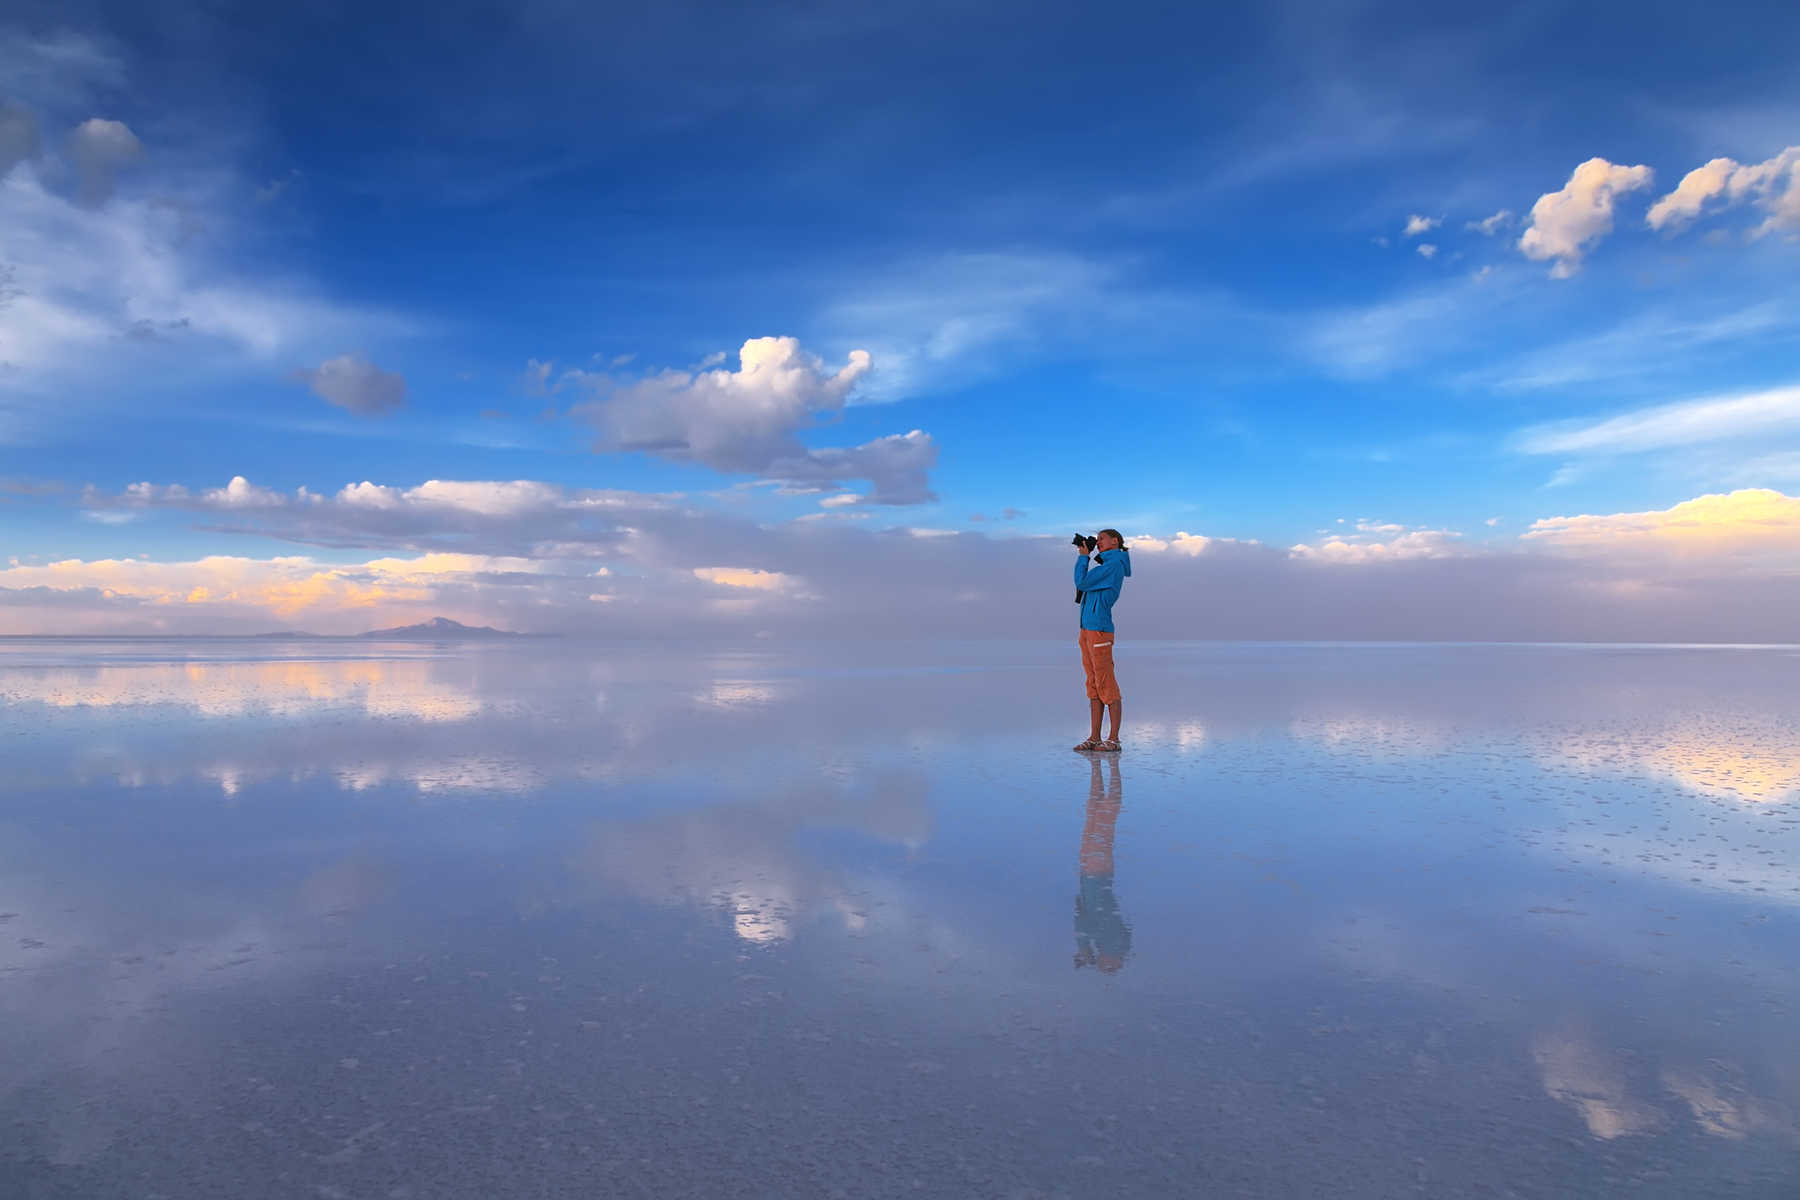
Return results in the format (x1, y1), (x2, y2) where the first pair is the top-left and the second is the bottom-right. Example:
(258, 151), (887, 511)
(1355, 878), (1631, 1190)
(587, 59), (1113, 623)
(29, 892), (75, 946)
(1098, 528), (1127, 550)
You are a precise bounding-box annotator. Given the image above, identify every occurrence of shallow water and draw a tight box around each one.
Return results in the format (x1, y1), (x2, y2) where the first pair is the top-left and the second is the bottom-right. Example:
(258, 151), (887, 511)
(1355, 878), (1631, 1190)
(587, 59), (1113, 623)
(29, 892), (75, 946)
(2, 639), (1797, 1197)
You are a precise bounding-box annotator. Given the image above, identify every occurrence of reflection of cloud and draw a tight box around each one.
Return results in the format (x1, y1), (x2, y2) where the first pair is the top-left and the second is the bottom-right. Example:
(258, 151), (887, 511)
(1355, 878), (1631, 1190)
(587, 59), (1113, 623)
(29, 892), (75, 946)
(1290, 714), (1448, 757)
(336, 757), (545, 796)
(0, 658), (483, 722)
(695, 680), (782, 708)
(1661, 1064), (1795, 1141)
(571, 768), (930, 944)
(1533, 1031), (1796, 1144)
(1531, 1030), (1667, 1139)
(1545, 721), (1800, 804)
(1134, 719), (1208, 751)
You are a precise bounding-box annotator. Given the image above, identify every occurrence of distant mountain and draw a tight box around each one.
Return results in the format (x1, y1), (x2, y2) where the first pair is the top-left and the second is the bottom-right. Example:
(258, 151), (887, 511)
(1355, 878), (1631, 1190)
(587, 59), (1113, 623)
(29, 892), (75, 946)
(357, 617), (528, 640)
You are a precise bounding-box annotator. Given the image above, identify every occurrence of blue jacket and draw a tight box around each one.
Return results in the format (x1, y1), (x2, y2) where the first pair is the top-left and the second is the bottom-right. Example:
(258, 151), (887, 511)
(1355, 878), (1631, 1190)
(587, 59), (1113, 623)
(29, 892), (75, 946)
(1074, 548), (1130, 632)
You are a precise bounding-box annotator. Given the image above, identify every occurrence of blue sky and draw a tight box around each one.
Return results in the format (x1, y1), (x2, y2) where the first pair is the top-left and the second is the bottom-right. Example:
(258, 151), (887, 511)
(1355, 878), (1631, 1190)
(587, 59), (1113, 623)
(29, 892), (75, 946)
(1, 0), (1798, 636)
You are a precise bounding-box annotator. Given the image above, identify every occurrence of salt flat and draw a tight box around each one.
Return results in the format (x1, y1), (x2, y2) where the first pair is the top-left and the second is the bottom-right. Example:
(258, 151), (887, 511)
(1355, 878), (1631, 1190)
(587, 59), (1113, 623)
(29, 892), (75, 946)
(2, 640), (1797, 1197)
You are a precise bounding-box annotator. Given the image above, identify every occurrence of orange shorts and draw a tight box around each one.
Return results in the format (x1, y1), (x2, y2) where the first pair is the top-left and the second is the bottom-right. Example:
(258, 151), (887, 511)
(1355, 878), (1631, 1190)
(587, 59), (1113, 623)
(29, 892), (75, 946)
(1078, 628), (1120, 704)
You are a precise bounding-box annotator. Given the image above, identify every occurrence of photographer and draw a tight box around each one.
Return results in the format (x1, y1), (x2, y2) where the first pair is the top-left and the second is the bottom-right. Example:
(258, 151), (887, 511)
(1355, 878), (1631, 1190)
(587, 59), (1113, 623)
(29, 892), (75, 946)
(1070, 528), (1130, 752)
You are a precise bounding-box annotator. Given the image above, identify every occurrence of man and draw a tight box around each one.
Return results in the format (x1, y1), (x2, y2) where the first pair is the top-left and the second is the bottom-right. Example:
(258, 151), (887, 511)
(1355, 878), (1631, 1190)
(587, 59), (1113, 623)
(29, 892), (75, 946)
(1071, 528), (1129, 752)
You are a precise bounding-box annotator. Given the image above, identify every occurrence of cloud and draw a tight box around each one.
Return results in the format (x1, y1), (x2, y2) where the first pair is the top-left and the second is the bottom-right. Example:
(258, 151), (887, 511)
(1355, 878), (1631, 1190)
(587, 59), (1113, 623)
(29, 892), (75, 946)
(585, 336), (868, 460)
(67, 117), (143, 207)
(1646, 156), (1739, 232)
(1518, 157), (1654, 277)
(202, 475), (284, 508)
(693, 567), (792, 591)
(1415, 243), (1437, 259)
(1402, 214), (1439, 237)
(88, 474), (669, 557)
(42, 475), (1800, 642)
(0, 159), (417, 406)
(1466, 209), (1513, 235)
(1125, 531), (1243, 556)
(1468, 301), (1796, 393)
(573, 336), (935, 503)
(0, 103), (40, 176)
(291, 354), (407, 415)
(1646, 147), (1800, 238)
(1513, 383), (1800, 455)
(811, 250), (1237, 402)
(1524, 488), (1800, 560)
(1290, 521), (1462, 563)
(0, 31), (126, 112)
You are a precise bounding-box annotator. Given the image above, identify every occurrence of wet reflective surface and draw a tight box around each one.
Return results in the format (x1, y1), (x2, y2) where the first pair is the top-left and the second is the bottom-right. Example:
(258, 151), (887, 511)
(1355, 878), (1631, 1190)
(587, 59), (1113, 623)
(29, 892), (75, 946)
(2, 640), (1798, 1197)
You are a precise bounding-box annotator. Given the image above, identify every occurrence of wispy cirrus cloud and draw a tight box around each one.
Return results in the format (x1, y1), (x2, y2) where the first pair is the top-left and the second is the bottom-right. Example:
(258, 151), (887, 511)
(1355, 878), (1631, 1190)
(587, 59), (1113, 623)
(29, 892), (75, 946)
(1467, 303), (1800, 394)
(1513, 384), (1800, 456)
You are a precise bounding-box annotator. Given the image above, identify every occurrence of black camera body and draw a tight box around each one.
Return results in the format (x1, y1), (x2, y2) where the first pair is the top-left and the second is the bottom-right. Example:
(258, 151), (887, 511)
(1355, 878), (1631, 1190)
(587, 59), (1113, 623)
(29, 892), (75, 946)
(1072, 533), (1096, 604)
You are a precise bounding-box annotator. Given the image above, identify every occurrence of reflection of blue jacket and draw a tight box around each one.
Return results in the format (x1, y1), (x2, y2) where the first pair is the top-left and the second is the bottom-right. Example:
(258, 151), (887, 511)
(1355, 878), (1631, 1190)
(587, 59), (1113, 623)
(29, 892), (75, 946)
(1074, 549), (1130, 633)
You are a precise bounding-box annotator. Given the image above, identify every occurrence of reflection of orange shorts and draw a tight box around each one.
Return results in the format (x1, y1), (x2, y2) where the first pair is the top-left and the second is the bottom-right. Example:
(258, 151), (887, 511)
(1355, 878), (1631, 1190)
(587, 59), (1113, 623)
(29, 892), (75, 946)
(1079, 629), (1120, 704)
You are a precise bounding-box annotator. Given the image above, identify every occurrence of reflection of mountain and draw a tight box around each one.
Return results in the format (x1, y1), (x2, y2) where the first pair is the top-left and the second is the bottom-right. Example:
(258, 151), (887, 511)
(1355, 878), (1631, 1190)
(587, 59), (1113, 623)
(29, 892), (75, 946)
(1074, 756), (1130, 973)
(572, 769), (931, 944)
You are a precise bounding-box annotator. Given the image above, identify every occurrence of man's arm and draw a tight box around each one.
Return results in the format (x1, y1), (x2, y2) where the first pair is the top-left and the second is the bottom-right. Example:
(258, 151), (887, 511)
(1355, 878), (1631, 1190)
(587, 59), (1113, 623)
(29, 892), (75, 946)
(1074, 553), (1123, 593)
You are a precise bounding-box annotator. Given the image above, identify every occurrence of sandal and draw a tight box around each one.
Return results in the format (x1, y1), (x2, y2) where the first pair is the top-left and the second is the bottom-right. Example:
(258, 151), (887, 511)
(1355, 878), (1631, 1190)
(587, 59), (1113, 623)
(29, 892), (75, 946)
(1072, 738), (1104, 752)
(1099, 739), (1121, 752)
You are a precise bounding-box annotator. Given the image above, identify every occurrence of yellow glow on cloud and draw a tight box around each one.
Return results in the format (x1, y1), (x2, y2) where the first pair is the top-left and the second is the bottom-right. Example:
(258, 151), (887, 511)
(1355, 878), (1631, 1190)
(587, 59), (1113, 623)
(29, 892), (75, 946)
(692, 567), (789, 591)
(0, 552), (535, 632)
(1526, 488), (1800, 556)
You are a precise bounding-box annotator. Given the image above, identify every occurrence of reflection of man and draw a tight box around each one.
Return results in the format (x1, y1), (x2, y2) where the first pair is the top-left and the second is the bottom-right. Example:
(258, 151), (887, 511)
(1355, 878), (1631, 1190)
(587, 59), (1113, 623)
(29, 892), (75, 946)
(1074, 754), (1131, 973)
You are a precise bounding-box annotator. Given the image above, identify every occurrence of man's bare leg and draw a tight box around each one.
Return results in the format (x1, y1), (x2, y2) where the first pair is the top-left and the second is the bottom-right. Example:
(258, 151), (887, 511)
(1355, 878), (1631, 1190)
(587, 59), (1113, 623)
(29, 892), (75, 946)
(1089, 698), (1104, 742)
(1106, 701), (1122, 742)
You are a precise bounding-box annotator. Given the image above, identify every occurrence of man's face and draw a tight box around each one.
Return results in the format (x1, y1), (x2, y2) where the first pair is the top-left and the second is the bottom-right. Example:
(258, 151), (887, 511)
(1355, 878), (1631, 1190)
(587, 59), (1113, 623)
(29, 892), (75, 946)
(1095, 531), (1119, 552)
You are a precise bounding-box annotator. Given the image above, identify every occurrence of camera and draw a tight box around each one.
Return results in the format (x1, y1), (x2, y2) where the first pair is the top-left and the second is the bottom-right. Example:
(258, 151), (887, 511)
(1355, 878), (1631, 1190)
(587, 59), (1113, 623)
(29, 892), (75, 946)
(1072, 533), (1096, 604)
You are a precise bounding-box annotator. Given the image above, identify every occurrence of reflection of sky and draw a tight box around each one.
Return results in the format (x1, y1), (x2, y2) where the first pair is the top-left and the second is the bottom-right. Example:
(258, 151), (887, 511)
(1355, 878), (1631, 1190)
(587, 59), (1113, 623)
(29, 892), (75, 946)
(3, 642), (1799, 1190)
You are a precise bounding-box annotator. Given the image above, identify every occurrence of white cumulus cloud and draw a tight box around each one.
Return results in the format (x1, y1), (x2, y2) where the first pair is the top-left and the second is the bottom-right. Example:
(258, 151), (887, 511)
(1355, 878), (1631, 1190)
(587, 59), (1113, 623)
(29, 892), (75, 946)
(1646, 147), (1800, 238)
(1290, 521), (1463, 563)
(574, 336), (936, 504)
(1403, 214), (1440, 237)
(1518, 157), (1654, 278)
